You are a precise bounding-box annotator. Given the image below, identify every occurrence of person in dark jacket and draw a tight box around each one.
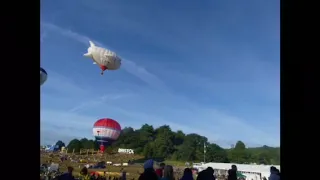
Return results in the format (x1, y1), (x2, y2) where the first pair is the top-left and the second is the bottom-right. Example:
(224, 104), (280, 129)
(227, 165), (237, 180)
(79, 167), (90, 180)
(121, 169), (127, 180)
(180, 168), (193, 180)
(274, 168), (281, 177)
(196, 167), (215, 180)
(59, 166), (75, 180)
(156, 162), (166, 178)
(196, 170), (205, 180)
(138, 159), (158, 180)
(269, 166), (280, 180)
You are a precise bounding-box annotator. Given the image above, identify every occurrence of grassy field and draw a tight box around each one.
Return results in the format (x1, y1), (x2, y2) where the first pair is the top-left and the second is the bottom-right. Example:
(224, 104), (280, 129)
(164, 160), (187, 166)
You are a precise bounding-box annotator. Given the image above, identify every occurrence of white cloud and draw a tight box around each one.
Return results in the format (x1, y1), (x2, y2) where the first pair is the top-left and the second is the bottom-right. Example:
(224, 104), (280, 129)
(41, 23), (92, 46)
(68, 93), (134, 113)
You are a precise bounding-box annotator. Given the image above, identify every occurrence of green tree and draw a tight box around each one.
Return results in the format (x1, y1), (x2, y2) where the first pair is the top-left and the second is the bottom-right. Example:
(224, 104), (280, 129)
(175, 134), (205, 161)
(67, 139), (82, 153)
(61, 124), (280, 165)
(80, 138), (96, 149)
(228, 141), (248, 163)
(143, 142), (155, 158)
(206, 143), (229, 163)
(153, 125), (175, 158)
(55, 140), (65, 150)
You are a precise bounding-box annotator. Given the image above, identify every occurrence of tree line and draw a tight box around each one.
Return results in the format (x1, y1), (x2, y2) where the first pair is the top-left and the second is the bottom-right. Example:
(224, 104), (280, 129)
(56, 124), (280, 165)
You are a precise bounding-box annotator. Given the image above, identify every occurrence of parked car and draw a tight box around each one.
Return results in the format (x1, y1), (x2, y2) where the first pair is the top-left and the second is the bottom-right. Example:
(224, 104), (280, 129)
(89, 161), (106, 169)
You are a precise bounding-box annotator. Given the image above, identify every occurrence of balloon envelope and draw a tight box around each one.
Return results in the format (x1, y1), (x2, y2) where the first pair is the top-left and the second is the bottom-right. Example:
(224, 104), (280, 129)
(40, 67), (47, 86)
(84, 41), (121, 71)
(93, 118), (121, 146)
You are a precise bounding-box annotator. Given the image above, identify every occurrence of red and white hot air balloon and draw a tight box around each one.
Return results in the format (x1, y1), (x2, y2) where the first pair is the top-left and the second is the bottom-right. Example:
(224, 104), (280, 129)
(93, 118), (121, 153)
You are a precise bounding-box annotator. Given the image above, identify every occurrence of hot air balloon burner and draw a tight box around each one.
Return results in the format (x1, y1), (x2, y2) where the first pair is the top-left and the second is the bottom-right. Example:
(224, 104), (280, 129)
(97, 130), (104, 153)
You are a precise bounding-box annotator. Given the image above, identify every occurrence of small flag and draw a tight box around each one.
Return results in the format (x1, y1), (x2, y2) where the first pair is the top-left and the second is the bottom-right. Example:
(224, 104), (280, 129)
(204, 142), (206, 153)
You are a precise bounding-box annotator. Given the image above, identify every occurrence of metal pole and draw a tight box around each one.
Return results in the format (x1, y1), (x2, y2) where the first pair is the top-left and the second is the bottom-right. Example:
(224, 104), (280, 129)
(203, 142), (206, 163)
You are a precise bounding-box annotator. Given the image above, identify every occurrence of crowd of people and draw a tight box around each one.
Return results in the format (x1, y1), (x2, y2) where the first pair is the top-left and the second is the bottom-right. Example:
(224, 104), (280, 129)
(40, 159), (281, 180)
(137, 159), (281, 180)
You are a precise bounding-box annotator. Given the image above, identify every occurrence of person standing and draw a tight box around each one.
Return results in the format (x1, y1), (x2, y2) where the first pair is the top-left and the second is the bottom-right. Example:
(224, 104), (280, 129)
(59, 166), (75, 180)
(138, 159), (159, 180)
(156, 162), (166, 178)
(161, 165), (175, 180)
(227, 165), (237, 180)
(268, 166), (280, 180)
(180, 168), (193, 180)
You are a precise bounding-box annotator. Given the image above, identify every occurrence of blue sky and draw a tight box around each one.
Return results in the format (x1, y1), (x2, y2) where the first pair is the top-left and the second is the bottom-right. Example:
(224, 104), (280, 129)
(40, 0), (280, 147)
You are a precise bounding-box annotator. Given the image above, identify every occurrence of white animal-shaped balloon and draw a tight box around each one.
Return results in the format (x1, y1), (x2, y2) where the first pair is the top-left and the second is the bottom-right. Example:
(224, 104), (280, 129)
(84, 41), (122, 75)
